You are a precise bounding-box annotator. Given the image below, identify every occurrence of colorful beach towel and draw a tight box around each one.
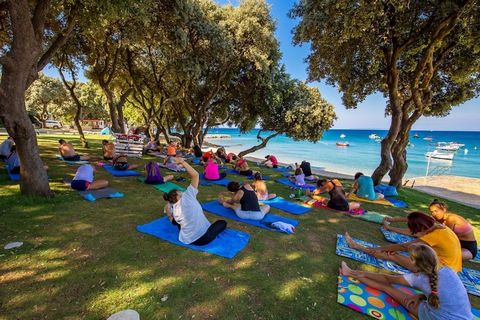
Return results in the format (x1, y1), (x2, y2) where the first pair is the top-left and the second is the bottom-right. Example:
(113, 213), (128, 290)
(201, 200), (299, 234)
(260, 196), (311, 215)
(56, 155), (89, 165)
(338, 275), (480, 320)
(348, 193), (394, 207)
(78, 187), (124, 202)
(381, 227), (480, 264)
(200, 175), (232, 187)
(275, 178), (316, 191)
(137, 216), (250, 259)
(336, 234), (480, 297)
(103, 164), (140, 177)
(338, 275), (416, 320)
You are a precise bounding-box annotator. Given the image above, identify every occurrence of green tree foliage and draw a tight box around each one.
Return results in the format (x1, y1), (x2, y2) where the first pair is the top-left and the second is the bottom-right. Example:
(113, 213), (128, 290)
(291, 0), (480, 187)
(237, 67), (336, 157)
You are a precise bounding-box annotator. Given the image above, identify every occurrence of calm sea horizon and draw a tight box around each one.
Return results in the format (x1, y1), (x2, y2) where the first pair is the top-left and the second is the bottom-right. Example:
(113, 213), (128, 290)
(205, 128), (480, 179)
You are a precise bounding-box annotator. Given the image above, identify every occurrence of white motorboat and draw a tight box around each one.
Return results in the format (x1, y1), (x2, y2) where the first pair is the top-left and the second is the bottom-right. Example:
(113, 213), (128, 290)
(425, 150), (454, 160)
(436, 143), (459, 152)
(340, 134), (346, 139)
(369, 133), (380, 139)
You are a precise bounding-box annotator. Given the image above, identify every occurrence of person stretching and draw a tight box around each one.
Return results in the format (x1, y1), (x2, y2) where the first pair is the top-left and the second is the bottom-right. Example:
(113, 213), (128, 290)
(163, 158), (227, 245)
(349, 172), (384, 200)
(71, 164), (108, 191)
(203, 158), (226, 181)
(384, 199), (477, 261)
(306, 179), (360, 212)
(299, 160), (318, 181)
(58, 139), (90, 161)
(346, 211), (462, 273)
(288, 164), (306, 186)
(102, 140), (115, 160)
(340, 244), (473, 320)
(112, 154), (139, 171)
(219, 181), (270, 220)
(252, 172), (276, 200)
(261, 154), (278, 168)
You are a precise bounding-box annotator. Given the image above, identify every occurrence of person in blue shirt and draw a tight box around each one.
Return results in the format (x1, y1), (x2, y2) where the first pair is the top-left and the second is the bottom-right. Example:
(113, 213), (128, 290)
(350, 172), (384, 201)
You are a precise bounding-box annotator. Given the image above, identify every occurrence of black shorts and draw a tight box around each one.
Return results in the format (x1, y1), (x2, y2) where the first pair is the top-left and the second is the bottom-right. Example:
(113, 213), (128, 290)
(239, 170), (253, 176)
(272, 164), (278, 168)
(104, 156), (113, 161)
(63, 155), (80, 161)
(327, 200), (349, 212)
(114, 162), (129, 171)
(460, 240), (478, 258)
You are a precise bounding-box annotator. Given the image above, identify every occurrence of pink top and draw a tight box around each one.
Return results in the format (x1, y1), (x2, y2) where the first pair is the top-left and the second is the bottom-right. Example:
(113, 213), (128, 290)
(204, 160), (220, 180)
(268, 155), (278, 165)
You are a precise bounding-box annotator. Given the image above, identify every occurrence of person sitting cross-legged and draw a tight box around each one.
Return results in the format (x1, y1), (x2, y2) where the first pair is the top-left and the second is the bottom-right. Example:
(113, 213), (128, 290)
(219, 181), (270, 220)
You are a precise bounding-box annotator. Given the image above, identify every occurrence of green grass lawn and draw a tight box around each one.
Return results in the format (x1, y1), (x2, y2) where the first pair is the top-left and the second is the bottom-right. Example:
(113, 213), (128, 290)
(1, 134), (479, 319)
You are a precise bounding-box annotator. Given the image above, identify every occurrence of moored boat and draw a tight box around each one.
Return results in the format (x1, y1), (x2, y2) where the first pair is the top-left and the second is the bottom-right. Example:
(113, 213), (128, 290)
(368, 133), (380, 139)
(425, 150), (454, 160)
(336, 142), (350, 147)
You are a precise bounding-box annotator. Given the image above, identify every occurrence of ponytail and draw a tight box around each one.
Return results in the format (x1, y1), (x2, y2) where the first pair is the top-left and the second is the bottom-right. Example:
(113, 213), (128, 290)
(427, 267), (440, 308)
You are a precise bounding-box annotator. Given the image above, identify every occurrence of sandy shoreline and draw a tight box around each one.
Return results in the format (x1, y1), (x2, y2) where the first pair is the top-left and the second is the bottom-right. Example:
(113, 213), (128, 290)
(203, 143), (480, 210)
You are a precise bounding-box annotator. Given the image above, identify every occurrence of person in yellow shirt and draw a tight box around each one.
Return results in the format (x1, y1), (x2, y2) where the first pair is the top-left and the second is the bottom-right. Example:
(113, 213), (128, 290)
(345, 211), (462, 272)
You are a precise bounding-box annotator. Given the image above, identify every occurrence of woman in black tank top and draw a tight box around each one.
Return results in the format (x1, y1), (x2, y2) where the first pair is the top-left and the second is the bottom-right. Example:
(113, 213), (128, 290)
(218, 182), (270, 220)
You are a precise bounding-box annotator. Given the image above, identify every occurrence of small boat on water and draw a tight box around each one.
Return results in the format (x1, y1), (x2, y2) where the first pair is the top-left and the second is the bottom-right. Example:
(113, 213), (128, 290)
(425, 150), (454, 160)
(336, 142), (350, 147)
(436, 143), (460, 152)
(413, 133), (419, 138)
(423, 136), (433, 141)
(340, 134), (346, 139)
(369, 133), (380, 139)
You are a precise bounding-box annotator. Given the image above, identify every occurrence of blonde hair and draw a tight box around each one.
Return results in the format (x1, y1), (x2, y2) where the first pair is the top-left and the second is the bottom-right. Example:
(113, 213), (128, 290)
(408, 244), (440, 308)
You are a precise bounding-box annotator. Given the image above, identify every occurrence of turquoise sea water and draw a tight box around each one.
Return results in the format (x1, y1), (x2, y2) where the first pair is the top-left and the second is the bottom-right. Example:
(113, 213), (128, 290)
(206, 128), (480, 179)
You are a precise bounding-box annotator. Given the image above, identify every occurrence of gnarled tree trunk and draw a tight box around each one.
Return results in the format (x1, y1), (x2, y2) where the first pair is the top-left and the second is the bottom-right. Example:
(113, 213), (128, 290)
(238, 131), (279, 158)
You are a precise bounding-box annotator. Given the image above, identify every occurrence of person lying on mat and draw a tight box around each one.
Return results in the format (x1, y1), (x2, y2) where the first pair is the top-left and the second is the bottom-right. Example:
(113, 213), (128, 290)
(203, 158), (226, 181)
(163, 157), (227, 245)
(163, 156), (186, 172)
(340, 244), (473, 320)
(144, 161), (173, 184)
(384, 199), (477, 261)
(260, 154), (278, 168)
(299, 160), (318, 181)
(58, 139), (90, 161)
(234, 157), (257, 176)
(288, 164), (306, 186)
(225, 152), (236, 164)
(346, 211), (462, 272)
(349, 172), (384, 200)
(71, 164), (108, 191)
(219, 181), (270, 220)
(102, 140), (115, 160)
(112, 154), (139, 171)
(252, 172), (276, 201)
(0, 136), (14, 160)
(306, 179), (360, 212)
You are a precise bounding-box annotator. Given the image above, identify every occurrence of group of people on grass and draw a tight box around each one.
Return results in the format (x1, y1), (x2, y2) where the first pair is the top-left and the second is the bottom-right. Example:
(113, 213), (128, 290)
(3, 135), (477, 319)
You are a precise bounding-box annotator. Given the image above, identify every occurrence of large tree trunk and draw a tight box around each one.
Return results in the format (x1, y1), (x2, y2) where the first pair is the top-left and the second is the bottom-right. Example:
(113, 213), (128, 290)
(238, 131), (279, 158)
(1, 79), (51, 196)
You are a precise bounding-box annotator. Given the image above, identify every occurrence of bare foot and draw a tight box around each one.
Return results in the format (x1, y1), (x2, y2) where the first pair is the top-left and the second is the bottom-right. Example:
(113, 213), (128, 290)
(344, 232), (359, 250)
(340, 261), (353, 277)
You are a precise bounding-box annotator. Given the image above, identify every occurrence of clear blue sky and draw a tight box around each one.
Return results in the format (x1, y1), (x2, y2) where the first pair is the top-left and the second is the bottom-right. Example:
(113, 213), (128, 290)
(45, 0), (479, 131)
(216, 0), (479, 131)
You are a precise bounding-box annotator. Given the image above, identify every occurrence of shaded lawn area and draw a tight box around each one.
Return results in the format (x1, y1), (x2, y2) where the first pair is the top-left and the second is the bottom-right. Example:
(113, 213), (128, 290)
(1, 134), (479, 319)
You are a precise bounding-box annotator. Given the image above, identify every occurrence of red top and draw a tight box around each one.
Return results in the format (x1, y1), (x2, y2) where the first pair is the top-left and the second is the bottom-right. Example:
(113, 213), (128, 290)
(268, 155), (278, 165)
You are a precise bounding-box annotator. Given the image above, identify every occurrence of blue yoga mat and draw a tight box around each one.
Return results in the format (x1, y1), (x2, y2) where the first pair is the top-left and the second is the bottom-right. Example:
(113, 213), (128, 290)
(137, 216), (250, 259)
(201, 200), (299, 234)
(261, 196), (311, 215)
(56, 155), (89, 165)
(385, 197), (408, 208)
(103, 164), (140, 177)
(6, 168), (20, 181)
(381, 227), (480, 264)
(223, 169), (271, 180)
(275, 178), (316, 191)
(200, 175), (232, 186)
(336, 234), (480, 297)
(191, 158), (201, 165)
(273, 166), (291, 172)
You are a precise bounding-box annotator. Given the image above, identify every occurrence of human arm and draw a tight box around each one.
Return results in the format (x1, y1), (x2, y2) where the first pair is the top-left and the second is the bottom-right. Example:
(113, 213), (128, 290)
(173, 157), (199, 189)
(164, 203), (173, 219)
(373, 239), (421, 253)
(383, 216), (408, 223)
(383, 224), (417, 237)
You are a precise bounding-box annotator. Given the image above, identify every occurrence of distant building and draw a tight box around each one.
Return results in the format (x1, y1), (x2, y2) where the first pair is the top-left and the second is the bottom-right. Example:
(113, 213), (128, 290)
(81, 119), (105, 129)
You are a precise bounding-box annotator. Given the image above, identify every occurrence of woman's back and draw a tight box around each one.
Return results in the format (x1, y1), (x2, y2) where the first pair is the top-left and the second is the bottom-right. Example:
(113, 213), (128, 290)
(204, 160), (219, 180)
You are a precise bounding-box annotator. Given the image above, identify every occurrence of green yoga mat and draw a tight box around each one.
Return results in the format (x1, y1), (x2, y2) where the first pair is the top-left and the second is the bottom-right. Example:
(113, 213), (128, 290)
(352, 211), (390, 224)
(138, 177), (186, 192)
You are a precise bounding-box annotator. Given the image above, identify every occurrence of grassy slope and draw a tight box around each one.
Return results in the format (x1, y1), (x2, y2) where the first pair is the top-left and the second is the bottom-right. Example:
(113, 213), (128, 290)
(0, 134), (479, 320)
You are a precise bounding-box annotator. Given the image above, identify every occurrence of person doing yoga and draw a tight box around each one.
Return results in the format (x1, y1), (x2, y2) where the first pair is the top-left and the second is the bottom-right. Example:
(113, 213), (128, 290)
(306, 179), (360, 212)
(233, 157), (256, 176)
(163, 158), (227, 245)
(349, 172), (384, 200)
(384, 199), (477, 261)
(203, 158), (226, 181)
(112, 154), (139, 171)
(340, 244), (473, 320)
(219, 181), (270, 220)
(102, 140), (115, 160)
(346, 211), (463, 272)
(58, 139), (90, 161)
(252, 172), (276, 201)
(71, 164), (108, 191)
(288, 164), (306, 186)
